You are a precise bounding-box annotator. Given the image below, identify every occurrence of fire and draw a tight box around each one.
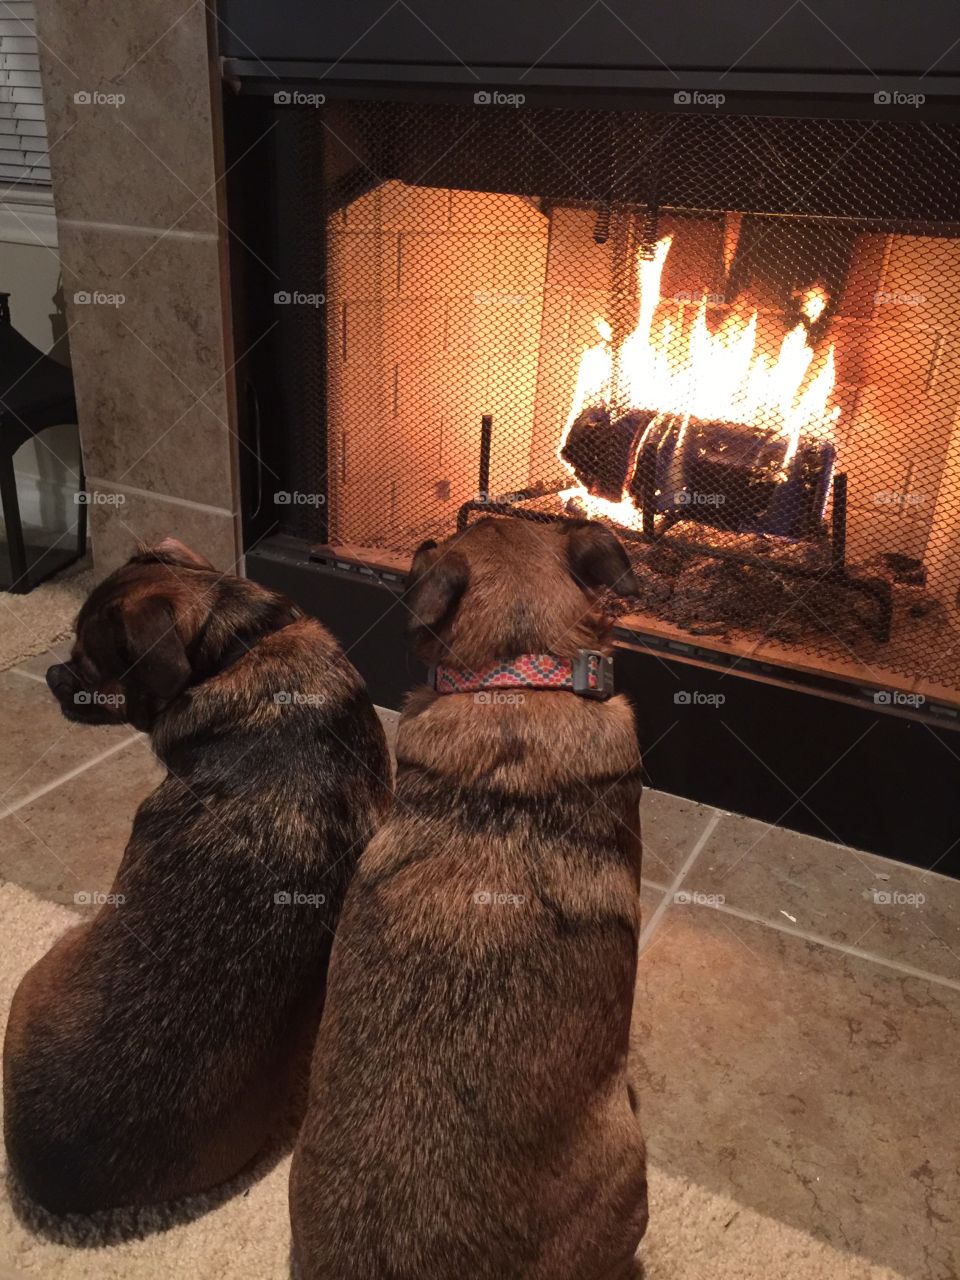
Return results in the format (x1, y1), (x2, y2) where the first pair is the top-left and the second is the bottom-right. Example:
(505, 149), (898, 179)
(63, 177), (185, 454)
(800, 284), (829, 324)
(559, 235), (839, 521)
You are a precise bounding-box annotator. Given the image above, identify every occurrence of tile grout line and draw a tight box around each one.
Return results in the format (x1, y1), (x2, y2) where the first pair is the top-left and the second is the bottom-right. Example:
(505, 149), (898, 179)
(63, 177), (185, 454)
(59, 217), (219, 243)
(8, 666), (49, 685)
(638, 809), (723, 954)
(83, 478), (236, 518)
(697, 898), (960, 994)
(0, 733), (142, 820)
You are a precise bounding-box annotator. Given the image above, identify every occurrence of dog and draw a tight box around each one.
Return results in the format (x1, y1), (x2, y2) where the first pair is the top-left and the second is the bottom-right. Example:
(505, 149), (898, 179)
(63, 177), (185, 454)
(290, 516), (648, 1280)
(3, 537), (390, 1215)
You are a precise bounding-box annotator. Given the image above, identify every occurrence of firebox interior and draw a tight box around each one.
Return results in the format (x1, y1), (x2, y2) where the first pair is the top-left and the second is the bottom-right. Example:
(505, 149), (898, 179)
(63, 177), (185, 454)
(269, 100), (960, 708)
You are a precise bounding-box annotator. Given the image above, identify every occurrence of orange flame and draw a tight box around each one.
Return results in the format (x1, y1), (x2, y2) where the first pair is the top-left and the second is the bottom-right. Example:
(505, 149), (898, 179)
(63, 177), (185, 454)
(800, 284), (829, 324)
(558, 236), (839, 516)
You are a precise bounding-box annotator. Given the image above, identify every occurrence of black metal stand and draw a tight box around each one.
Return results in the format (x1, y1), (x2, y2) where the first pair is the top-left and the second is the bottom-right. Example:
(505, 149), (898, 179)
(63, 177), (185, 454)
(456, 462), (893, 643)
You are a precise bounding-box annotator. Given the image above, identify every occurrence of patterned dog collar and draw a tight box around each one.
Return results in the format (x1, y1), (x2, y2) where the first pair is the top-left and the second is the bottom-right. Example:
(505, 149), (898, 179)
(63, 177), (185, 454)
(430, 650), (614, 700)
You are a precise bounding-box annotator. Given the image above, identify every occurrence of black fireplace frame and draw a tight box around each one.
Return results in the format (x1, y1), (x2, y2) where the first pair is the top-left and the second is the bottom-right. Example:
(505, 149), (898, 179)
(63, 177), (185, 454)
(219, 3), (960, 873)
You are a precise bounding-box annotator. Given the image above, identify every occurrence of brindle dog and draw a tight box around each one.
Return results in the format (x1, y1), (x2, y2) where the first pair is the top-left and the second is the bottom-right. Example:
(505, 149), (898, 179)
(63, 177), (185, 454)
(3, 538), (390, 1215)
(290, 516), (648, 1280)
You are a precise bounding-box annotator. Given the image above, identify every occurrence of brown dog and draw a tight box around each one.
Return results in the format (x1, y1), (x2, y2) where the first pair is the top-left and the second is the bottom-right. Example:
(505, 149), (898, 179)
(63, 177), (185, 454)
(290, 516), (648, 1280)
(3, 538), (390, 1215)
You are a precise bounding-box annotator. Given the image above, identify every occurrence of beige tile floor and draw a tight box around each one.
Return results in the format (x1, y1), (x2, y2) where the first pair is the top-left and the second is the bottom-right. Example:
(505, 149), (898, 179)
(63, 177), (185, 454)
(1, 657), (958, 1278)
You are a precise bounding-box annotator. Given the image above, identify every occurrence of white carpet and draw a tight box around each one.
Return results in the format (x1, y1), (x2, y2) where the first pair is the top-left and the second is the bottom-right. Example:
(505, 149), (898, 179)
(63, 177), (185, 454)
(0, 882), (906, 1279)
(0, 562), (93, 674)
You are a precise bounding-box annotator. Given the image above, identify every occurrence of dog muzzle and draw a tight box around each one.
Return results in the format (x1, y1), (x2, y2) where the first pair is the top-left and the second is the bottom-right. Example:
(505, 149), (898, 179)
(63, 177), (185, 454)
(429, 650), (614, 700)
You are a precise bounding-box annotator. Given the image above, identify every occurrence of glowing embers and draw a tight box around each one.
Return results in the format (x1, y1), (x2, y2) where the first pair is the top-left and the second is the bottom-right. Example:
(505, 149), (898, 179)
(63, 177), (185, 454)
(558, 235), (839, 538)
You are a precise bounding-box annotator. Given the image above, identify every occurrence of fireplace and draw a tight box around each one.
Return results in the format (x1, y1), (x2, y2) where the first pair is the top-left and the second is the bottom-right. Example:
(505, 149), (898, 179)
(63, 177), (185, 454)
(219, 8), (960, 866)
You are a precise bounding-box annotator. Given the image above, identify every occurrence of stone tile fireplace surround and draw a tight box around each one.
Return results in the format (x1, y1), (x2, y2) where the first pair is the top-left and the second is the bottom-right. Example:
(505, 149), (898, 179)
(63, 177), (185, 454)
(33, 0), (240, 574)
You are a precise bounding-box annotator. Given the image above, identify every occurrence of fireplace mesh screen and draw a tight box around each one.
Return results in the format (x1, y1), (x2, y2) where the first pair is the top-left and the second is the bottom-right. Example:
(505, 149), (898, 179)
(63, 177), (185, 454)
(298, 101), (960, 703)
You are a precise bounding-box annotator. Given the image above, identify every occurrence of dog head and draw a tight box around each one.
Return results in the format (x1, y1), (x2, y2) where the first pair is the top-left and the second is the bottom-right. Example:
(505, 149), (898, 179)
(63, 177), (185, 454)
(403, 517), (639, 668)
(46, 538), (301, 732)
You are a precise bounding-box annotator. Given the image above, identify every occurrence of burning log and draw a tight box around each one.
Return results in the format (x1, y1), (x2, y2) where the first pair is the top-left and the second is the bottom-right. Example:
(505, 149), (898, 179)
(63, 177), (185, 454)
(557, 233), (840, 539)
(562, 404), (835, 539)
(560, 405), (656, 502)
(628, 415), (836, 539)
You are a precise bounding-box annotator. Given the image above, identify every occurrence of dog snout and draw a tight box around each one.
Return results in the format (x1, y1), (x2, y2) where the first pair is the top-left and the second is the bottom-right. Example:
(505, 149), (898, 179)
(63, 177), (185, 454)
(45, 663), (74, 699)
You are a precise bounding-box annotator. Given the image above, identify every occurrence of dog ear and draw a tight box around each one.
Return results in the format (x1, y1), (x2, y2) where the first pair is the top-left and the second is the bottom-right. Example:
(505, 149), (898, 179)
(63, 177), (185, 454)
(133, 537), (214, 571)
(109, 595), (192, 709)
(564, 521), (640, 598)
(404, 540), (470, 633)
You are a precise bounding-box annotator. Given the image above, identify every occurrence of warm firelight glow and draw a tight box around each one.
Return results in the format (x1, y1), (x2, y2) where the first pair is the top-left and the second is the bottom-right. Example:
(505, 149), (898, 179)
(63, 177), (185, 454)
(800, 284), (829, 325)
(558, 236), (840, 523)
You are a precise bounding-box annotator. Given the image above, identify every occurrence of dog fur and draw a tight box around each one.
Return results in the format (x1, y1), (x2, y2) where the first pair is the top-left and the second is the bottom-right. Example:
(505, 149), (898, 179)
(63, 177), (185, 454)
(3, 538), (390, 1215)
(290, 516), (648, 1279)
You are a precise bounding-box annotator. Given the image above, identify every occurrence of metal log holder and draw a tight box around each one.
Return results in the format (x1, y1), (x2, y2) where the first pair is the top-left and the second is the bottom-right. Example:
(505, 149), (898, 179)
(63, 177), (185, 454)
(456, 415), (893, 643)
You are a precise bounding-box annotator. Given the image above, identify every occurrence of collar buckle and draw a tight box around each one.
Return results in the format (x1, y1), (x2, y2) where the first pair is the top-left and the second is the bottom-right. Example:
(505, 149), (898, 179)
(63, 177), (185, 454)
(573, 650), (614, 700)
